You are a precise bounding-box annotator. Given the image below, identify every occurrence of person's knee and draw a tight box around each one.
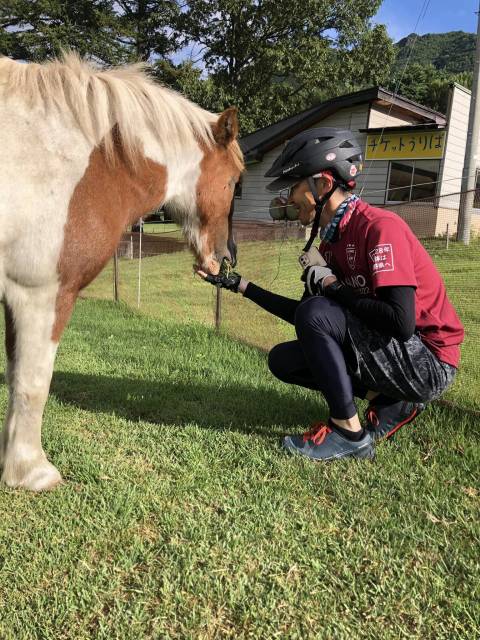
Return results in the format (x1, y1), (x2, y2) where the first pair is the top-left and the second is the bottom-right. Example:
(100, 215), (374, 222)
(268, 343), (290, 381)
(294, 296), (333, 335)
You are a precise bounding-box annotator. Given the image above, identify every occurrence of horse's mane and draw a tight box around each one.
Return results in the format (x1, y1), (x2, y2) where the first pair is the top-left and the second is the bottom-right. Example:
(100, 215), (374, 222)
(0, 52), (243, 170)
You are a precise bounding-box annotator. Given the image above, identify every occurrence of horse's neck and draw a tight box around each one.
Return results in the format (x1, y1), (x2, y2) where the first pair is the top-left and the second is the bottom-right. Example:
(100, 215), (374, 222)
(88, 128), (204, 228)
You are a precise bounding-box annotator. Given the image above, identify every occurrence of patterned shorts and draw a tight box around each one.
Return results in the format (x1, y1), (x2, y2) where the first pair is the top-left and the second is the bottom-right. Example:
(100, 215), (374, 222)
(344, 310), (457, 403)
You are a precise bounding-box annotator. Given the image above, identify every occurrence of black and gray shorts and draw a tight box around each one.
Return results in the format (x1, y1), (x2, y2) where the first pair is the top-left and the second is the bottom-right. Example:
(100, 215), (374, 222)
(344, 310), (457, 403)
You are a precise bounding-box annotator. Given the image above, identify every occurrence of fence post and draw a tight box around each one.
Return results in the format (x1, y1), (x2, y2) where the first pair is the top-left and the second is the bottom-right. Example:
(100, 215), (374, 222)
(129, 235), (133, 259)
(215, 287), (222, 331)
(113, 249), (119, 302)
(137, 219), (143, 308)
(446, 223), (450, 250)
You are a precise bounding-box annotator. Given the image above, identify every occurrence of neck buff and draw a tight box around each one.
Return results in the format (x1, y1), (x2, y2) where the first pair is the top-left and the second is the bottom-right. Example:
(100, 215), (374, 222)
(320, 194), (359, 243)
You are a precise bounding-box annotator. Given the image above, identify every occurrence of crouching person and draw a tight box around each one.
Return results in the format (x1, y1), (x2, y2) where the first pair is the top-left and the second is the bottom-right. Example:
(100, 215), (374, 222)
(199, 128), (464, 462)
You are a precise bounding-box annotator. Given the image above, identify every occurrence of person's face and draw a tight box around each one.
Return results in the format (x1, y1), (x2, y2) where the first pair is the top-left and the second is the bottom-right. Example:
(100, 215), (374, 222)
(287, 176), (334, 226)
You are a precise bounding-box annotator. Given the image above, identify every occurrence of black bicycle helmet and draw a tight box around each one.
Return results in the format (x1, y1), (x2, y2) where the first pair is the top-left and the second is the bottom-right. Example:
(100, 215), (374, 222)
(265, 127), (363, 192)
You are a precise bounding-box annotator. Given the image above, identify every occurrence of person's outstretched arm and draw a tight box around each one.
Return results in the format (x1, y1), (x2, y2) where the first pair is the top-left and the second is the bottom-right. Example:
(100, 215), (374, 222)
(197, 269), (302, 325)
(241, 280), (300, 325)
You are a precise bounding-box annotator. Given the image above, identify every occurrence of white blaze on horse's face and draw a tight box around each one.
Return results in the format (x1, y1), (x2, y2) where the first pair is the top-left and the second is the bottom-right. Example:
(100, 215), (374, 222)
(161, 108), (243, 275)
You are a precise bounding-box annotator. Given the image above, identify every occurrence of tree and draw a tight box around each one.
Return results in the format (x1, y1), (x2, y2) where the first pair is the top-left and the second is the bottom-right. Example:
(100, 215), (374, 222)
(0, 0), (126, 63)
(177, 0), (395, 132)
(153, 59), (227, 112)
(386, 63), (474, 114)
(0, 0), (181, 64)
(114, 0), (180, 62)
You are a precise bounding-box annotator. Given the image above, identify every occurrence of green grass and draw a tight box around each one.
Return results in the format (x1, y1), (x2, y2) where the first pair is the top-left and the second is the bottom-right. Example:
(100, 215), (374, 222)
(0, 299), (478, 638)
(86, 237), (480, 411)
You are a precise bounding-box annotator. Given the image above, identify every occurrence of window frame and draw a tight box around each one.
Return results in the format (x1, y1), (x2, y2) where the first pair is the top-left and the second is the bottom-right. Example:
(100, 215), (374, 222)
(234, 175), (243, 199)
(474, 169), (480, 209)
(385, 159), (440, 204)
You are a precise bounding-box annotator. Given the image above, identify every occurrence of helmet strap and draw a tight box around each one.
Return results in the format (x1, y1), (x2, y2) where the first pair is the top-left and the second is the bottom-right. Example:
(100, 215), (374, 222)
(303, 177), (338, 252)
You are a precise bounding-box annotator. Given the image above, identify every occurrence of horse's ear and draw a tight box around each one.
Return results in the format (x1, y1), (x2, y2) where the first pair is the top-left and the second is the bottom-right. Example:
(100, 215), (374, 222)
(213, 107), (239, 147)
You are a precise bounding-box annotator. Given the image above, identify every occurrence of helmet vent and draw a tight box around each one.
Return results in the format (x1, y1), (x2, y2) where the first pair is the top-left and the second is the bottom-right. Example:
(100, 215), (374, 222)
(339, 141), (355, 148)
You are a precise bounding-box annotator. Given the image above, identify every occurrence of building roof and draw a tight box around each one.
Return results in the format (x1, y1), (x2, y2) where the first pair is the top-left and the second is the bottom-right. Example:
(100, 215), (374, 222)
(360, 123), (445, 133)
(240, 87), (447, 162)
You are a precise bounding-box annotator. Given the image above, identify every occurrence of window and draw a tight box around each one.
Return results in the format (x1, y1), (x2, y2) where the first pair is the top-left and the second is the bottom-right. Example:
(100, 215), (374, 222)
(474, 170), (480, 209)
(234, 176), (243, 199)
(386, 160), (440, 203)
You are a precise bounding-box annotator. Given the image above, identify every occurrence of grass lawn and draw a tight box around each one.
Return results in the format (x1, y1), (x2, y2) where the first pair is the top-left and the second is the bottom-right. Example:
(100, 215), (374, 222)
(0, 299), (478, 638)
(134, 222), (182, 236)
(86, 237), (480, 412)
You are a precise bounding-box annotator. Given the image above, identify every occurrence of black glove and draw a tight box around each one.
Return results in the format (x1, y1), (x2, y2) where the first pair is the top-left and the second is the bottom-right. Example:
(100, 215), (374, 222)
(301, 264), (334, 295)
(204, 270), (241, 292)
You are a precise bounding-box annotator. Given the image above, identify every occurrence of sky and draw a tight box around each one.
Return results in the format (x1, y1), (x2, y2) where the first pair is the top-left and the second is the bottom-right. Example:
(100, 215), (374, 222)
(374, 0), (478, 42)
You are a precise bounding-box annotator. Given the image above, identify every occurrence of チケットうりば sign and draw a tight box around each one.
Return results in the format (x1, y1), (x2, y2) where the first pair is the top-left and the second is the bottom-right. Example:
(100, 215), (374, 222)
(365, 130), (445, 161)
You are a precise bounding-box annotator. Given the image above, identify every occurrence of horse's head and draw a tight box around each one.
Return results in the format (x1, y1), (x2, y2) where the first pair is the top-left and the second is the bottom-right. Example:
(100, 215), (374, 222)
(192, 107), (243, 275)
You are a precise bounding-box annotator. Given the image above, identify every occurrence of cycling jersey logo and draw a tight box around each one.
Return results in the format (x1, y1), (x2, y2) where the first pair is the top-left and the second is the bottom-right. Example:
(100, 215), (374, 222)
(369, 243), (394, 273)
(346, 244), (356, 270)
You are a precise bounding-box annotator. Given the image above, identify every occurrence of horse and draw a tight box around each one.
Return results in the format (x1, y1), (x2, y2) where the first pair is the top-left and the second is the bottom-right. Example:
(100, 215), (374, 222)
(0, 53), (244, 491)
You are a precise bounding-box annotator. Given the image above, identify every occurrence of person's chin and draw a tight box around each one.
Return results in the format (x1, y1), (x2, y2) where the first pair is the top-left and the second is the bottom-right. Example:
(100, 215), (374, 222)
(299, 212), (316, 226)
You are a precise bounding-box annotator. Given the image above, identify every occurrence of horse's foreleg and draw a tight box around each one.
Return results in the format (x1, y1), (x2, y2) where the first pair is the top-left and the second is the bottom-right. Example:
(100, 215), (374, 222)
(0, 287), (75, 491)
(0, 303), (16, 470)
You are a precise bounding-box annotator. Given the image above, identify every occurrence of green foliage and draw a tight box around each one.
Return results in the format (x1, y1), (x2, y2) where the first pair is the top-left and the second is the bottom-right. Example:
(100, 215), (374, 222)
(114, 0), (180, 62)
(177, 0), (395, 133)
(153, 59), (228, 113)
(0, 0), (180, 64)
(386, 62), (451, 113)
(396, 31), (475, 74)
(3, 2), (474, 132)
(387, 63), (473, 115)
(0, 0), (127, 63)
(388, 31), (475, 113)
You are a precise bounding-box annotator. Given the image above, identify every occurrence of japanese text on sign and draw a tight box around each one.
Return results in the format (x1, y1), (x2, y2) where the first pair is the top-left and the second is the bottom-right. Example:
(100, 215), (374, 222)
(365, 130), (445, 160)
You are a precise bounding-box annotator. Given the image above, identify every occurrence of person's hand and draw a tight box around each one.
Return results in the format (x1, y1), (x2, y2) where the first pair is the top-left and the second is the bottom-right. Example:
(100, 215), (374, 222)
(321, 275), (338, 290)
(196, 261), (247, 293)
(302, 264), (334, 295)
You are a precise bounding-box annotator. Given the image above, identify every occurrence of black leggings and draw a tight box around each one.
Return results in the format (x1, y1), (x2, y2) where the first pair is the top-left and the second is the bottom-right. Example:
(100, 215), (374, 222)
(268, 296), (368, 420)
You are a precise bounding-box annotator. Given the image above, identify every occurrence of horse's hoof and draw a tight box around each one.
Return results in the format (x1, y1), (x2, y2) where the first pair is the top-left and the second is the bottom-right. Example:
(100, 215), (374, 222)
(1, 460), (63, 492)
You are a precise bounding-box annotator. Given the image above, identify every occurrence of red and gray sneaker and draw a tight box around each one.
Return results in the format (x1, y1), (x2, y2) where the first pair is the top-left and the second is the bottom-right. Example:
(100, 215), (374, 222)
(283, 421), (374, 461)
(365, 396), (426, 442)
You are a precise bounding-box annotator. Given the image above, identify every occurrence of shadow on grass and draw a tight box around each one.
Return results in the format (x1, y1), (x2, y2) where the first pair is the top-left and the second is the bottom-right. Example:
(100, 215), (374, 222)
(49, 371), (324, 436)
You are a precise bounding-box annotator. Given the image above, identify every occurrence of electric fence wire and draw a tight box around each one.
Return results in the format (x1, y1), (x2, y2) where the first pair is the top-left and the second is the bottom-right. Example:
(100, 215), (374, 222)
(230, 182), (478, 219)
(359, 0), (432, 195)
(268, 219), (290, 287)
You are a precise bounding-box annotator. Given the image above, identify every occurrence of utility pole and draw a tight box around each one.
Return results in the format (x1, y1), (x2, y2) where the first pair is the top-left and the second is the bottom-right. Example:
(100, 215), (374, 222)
(458, 1), (480, 244)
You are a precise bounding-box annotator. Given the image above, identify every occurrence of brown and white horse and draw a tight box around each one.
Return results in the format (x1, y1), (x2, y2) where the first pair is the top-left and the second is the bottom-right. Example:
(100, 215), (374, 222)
(0, 53), (244, 491)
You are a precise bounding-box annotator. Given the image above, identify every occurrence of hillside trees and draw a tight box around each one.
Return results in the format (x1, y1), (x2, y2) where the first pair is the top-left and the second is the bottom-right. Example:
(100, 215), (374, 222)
(385, 62), (473, 114)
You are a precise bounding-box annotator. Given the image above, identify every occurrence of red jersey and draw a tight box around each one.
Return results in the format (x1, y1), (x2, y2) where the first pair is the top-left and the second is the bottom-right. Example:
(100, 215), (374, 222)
(319, 199), (464, 367)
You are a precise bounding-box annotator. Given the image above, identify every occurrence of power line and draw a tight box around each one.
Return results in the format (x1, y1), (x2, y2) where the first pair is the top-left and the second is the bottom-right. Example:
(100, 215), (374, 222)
(232, 180), (479, 219)
(360, 0), (432, 195)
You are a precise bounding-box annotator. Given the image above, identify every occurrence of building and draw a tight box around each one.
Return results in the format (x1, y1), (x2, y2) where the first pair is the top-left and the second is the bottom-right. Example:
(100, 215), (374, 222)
(236, 85), (480, 238)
